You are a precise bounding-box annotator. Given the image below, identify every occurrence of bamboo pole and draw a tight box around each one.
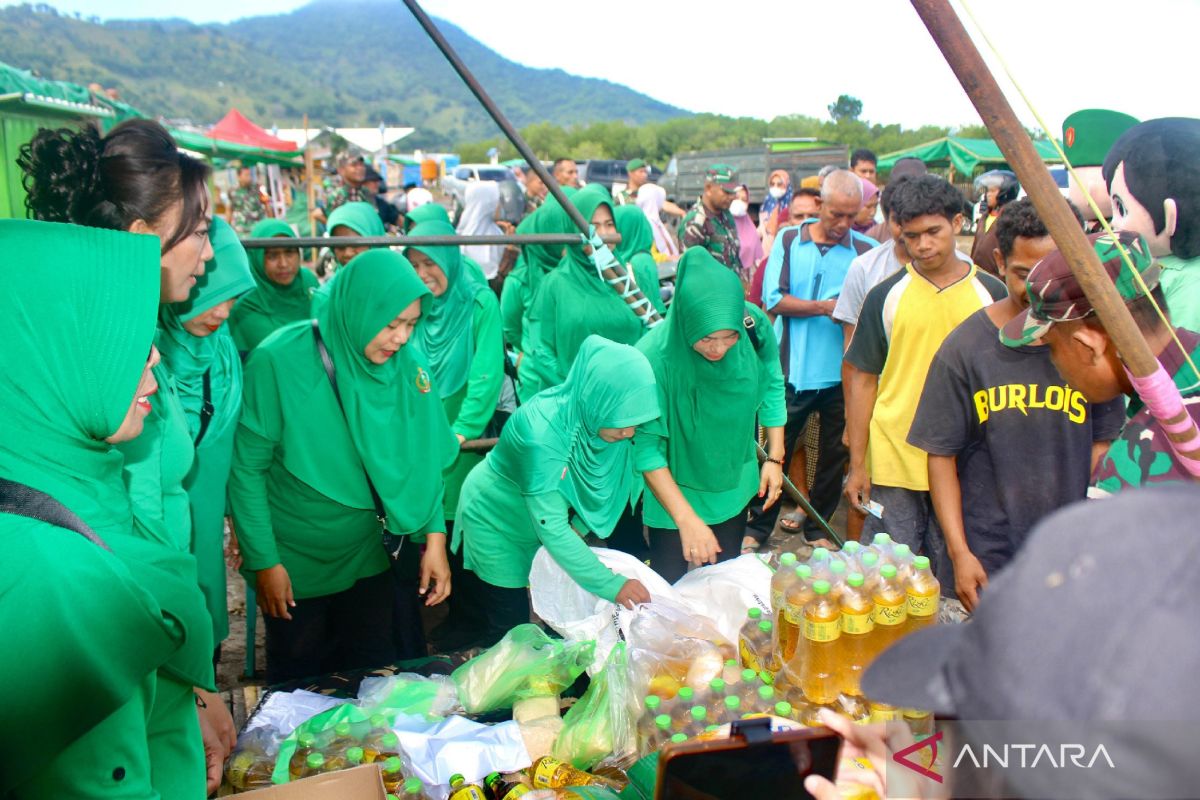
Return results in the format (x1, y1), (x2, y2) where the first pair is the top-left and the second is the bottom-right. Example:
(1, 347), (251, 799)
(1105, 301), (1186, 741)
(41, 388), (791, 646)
(303, 113), (316, 238)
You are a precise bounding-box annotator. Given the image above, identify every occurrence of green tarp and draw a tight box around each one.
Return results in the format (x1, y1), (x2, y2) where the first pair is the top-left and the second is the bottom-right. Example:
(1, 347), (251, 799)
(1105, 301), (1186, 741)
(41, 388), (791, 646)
(878, 136), (1062, 175)
(169, 127), (303, 167)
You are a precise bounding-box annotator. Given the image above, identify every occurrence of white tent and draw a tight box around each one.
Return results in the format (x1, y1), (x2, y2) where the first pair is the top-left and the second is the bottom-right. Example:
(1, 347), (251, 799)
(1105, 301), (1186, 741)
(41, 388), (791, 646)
(273, 126), (414, 153)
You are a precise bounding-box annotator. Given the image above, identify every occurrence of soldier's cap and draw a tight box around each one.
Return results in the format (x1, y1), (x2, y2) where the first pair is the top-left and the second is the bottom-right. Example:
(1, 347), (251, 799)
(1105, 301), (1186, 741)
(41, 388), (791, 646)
(1062, 109), (1140, 167)
(363, 164), (383, 183)
(1000, 230), (1159, 348)
(335, 151), (365, 167)
(705, 164), (739, 192)
(626, 158), (646, 172)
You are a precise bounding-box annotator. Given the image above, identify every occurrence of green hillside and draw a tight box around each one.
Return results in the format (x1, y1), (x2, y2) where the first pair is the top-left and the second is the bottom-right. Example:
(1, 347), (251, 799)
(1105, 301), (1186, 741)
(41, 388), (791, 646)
(0, 0), (685, 147)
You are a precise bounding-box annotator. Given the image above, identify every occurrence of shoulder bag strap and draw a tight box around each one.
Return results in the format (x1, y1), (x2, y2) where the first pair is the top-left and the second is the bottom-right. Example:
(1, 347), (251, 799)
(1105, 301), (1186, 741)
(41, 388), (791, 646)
(194, 368), (215, 446)
(0, 476), (110, 550)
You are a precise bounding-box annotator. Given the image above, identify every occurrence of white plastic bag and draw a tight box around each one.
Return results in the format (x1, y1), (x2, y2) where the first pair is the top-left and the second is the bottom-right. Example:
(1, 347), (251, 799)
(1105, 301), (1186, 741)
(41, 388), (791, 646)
(528, 546), (680, 673)
(672, 554), (774, 643)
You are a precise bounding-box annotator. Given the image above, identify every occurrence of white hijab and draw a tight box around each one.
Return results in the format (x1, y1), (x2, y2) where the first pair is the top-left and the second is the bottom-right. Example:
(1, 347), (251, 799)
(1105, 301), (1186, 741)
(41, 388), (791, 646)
(456, 181), (504, 278)
(635, 183), (679, 258)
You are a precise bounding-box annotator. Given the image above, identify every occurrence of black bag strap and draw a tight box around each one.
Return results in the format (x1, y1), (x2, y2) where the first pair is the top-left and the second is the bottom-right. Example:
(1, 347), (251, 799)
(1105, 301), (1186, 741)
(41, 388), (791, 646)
(0, 476), (110, 550)
(194, 368), (214, 446)
(311, 320), (387, 526)
(743, 312), (762, 352)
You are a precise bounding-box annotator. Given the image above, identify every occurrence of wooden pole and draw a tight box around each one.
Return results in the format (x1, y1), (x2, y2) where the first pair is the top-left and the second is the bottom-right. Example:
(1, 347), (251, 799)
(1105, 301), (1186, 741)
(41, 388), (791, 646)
(909, 0), (1160, 379)
(303, 113), (316, 238)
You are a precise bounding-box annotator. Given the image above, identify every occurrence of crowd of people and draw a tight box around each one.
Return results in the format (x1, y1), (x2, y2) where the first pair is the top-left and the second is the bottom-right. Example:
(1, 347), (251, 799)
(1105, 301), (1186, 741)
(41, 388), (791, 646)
(2, 108), (1199, 798)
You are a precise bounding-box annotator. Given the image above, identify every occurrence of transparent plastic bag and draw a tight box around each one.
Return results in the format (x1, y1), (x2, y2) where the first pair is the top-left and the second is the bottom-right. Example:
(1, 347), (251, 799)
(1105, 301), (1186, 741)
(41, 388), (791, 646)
(357, 672), (462, 719)
(451, 623), (594, 713)
(551, 643), (636, 771)
(624, 599), (736, 702)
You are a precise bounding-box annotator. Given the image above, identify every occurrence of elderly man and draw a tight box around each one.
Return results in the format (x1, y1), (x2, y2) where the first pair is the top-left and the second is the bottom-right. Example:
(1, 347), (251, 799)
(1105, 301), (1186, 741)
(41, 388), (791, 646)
(747, 170), (877, 541)
(551, 158), (580, 189)
(678, 164), (742, 270)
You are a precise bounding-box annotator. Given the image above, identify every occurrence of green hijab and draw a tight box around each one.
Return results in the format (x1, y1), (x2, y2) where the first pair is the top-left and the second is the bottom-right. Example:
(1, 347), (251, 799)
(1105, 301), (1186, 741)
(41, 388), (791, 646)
(614, 205), (654, 263)
(229, 219), (317, 353)
(407, 219), (485, 398)
(327, 200), (386, 239)
(253, 250), (458, 532)
(405, 203), (451, 229)
(637, 248), (759, 492)
(0, 220), (185, 772)
(489, 335), (660, 535)
(158, 217), (255, 442)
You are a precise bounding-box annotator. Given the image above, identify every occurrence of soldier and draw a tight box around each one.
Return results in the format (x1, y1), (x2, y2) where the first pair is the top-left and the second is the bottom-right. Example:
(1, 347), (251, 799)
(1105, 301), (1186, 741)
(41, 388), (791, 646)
(324, 151), (373, 216)
(677, 164), (741, 271)
(228, 164), (266, 235)
(614, 158), (649, 206)
(1061, 108), (1139, 233)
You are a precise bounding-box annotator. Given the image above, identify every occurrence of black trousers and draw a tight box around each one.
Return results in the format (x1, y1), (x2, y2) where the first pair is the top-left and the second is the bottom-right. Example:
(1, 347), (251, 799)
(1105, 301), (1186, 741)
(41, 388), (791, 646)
(601, 502), (649, 563)
(647, 505), (750, 584)
(388, 537), (428, 660)
(474, 581), (533, 649)
(264, 569), (396, 685)
(431, 521), (491, 651)
(747, 384), (847, 541)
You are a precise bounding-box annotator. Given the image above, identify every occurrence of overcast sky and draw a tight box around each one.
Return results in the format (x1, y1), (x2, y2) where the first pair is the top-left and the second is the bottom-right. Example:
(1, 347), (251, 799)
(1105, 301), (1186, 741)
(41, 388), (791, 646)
(5, 0), (1197, 133)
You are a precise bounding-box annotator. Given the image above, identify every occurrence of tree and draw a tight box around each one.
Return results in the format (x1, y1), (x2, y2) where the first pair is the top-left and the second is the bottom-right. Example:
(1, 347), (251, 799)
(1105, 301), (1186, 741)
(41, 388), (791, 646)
(828, 95), (863, 123)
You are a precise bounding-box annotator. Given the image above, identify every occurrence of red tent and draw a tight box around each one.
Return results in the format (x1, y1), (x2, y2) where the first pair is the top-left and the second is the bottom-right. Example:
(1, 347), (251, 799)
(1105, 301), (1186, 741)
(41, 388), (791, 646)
(208, 108), (297, 151)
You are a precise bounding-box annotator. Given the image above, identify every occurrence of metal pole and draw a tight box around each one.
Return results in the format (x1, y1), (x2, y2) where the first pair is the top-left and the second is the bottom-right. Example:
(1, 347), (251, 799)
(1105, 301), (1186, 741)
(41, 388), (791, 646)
(240, 233), (622, 249)
(755, 443), (842, 546)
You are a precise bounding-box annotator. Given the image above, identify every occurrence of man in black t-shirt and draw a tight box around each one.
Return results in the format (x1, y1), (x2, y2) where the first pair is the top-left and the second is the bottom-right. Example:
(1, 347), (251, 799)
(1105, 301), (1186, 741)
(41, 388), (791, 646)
(907, 200), (1125, 610)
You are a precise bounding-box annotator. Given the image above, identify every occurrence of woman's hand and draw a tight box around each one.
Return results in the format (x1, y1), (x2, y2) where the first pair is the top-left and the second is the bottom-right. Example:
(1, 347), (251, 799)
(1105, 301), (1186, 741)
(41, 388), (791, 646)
(255, 564), (295, 620)
(615, 578), (652, 609)
(678, 515), (720, 567)
(224, 517), (242, 570)
(456, 433), (467, 446)
(195, 689), (236, 794)
(419, 533), (452, 606)
(759, 461), (784, 510)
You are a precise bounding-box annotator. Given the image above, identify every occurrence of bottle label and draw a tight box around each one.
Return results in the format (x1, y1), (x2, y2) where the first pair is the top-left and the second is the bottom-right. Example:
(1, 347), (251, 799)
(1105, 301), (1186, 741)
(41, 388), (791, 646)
(502, 786), (531, 800)
(841, 610), (874, 635)
(532, 758), (564, 789)
(803, 617), (840, 642)
(771, 589), (783, 613)
(907, 593), (938, 618)
(873, 602), (907, 626)
(784, 603), (803, 625)
(449, 787), (487, 800)
(739, 639), (763, 673)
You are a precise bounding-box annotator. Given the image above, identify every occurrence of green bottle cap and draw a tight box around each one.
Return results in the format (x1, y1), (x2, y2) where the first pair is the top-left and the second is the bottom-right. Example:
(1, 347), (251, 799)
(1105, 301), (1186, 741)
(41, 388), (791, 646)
(747, 607), (763, 620)
(671, 733), (688, 744)
(775, 701), (793, 716)
(759, 620), (773, 633)
(843, 541), (861, 554)
(894, 544), (912, 559)
(485, 773), (501, 786)
(830, 560), (846, 575)
(403, 778), (424, 795)
(678, 687), (695, 701)
(691, 706), (707, 720)
(880, 564), (898, 579)
(914, 555), (931, 570)
(812, 547), (829, 561)
(780, 552), (797, 566)
(656, 714), (672, 730)
(724, 695), (741, 710)
(297, 732), (317, 748)
(306, 752), (325, 769)
(861, 552), (880, 568)
(759, 670), (774, 685)
(873, 533), (893, 546)
(345, 746), (364, 765)
(381, 732), (399, 748)
(725, 658), (739, 669)
(383, 756), (404, 775)
(450, 774), (464, 786)
(742, 668), (758, 683)
(645, 695), (662, 711)
(795, 564), (812, 579)
(705, 724), (720, 732)
(813, 579), (831, 594)
(709, 678), (726, 693)
(758, 685), (775, 701)
(847, 572), (865, 587)
(370, 713), (388, 728)
(334, 721), (351, 737)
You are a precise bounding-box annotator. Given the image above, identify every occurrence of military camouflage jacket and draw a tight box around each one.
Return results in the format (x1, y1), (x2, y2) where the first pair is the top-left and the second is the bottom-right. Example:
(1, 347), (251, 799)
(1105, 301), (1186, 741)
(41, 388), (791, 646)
(678, 198), (740, 270)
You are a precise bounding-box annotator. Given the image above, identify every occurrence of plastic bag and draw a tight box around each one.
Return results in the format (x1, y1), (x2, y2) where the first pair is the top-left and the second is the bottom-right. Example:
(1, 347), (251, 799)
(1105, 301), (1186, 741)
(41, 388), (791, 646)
(451, 624), (594, 714)
(224, 727), (281, 792)
(357, 672), (461, 719)
(270, 703), (375, 784)
(625, 599), (736, 702)
(672, 554), (773, 643)
(552, 643), (636, 771)
(529, 546), (681, 674)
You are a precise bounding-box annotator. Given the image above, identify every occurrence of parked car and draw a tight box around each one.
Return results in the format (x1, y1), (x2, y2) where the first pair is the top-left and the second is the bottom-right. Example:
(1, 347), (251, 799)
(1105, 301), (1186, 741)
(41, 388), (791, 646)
(659, 140), (849, 207)
(442, 163), (525, 224)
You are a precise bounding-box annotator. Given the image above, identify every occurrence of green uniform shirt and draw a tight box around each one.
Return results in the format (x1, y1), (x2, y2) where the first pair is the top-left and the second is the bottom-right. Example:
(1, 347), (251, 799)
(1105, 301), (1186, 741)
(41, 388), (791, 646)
(1158, 255), (1200, 333)
(678, 198), (741, 271)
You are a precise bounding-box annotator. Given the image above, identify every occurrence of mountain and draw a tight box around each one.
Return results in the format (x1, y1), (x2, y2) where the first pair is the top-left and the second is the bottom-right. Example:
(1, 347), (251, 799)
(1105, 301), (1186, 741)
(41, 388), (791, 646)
(0, 1), (686, 147)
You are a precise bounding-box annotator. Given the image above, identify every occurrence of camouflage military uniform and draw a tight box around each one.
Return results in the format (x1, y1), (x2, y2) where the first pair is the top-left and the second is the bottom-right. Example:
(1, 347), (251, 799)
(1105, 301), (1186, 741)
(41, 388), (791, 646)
(523, 191), (544, 219)
(229, 186), (265, 235)
(1091, 328), (1200, 495)
(613, 186), (637, 206)
(678, 198), (741, 270)
(324, 184), (375, 216)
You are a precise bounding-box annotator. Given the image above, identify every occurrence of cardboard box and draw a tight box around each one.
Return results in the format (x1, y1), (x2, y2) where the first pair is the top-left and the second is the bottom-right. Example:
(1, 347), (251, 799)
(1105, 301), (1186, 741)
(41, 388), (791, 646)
(237, 764), (387, 799)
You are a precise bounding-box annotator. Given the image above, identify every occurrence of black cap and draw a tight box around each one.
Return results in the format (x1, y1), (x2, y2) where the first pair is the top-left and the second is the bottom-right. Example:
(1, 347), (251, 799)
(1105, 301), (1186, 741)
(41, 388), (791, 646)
(862, 486), (1200, 719)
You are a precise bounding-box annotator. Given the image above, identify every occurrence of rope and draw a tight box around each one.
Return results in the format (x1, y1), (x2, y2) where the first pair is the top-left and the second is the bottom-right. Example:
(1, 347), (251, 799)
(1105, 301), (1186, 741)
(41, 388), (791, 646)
(957, 0), (1200, 390)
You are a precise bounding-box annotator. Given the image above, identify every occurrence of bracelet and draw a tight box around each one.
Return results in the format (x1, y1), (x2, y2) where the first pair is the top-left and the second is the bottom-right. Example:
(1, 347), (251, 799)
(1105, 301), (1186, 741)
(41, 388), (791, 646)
(764, 456), (783, 465)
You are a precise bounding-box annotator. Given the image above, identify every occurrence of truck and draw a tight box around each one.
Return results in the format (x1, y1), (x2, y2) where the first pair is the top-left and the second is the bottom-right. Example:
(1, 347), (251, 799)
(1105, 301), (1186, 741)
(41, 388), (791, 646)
(659, 139), (850, 208)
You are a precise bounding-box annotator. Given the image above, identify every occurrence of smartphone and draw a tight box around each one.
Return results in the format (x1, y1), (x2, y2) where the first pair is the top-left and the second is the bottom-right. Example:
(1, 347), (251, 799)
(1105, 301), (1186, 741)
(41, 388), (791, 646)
(857, 499), (884, 519)
(654, 724), (841, 800)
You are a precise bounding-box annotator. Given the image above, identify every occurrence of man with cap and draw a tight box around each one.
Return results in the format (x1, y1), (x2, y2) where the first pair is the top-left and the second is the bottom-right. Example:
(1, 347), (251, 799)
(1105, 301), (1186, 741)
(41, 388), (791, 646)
(1061, 108), (1139, 233)
(821, 485), (1200, 800)
(1000, 230), (1200, 494)
(677, 164), (742, 271)
(324, 151), (373, 216)
(228, 164), (267, 235)
(362, 163), (400, 230)
(614, 158), (649, 206)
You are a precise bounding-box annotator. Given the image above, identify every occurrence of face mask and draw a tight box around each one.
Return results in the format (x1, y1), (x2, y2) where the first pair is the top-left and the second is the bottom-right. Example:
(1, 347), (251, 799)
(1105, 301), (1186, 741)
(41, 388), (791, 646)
(768, 186), (787, 200)
(730, 199), (749, 217)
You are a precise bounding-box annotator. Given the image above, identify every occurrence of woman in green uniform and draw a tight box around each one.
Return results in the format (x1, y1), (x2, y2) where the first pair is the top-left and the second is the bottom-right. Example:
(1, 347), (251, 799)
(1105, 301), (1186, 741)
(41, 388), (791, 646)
(158, 217), (256, 651)
(21, 118), (225, 797)
(229, 218), (317, 356)
(229, 249), (458, 681)
(634, 248), (788, 583)
(613, 205), (667, 316)
(0, 220), (186, 798)
(405, 219), (505, 648)
(327, 200), (385, 269)
(454, 335), (659, 645)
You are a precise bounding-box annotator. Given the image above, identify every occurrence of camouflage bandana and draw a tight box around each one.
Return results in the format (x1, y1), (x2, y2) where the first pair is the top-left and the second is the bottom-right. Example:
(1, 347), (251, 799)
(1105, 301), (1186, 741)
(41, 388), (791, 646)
(1000, 230), (1160, 347)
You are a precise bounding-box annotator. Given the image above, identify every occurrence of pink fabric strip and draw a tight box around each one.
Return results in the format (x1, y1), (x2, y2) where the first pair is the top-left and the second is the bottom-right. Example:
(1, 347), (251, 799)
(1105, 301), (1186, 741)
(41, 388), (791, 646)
(1125, 365), (1200, 477)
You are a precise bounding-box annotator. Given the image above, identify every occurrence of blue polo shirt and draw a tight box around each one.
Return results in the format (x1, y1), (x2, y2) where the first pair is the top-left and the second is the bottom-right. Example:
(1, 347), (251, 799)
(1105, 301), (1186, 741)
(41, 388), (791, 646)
(761, 221), (877, 391)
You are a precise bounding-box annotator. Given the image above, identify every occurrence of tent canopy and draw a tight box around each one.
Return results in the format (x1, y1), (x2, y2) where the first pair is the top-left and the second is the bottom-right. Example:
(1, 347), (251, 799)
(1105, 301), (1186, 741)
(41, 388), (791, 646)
(170, 127), (302, 167)
(878, 136), (1062, 176)
(210, 108), (297, 151)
